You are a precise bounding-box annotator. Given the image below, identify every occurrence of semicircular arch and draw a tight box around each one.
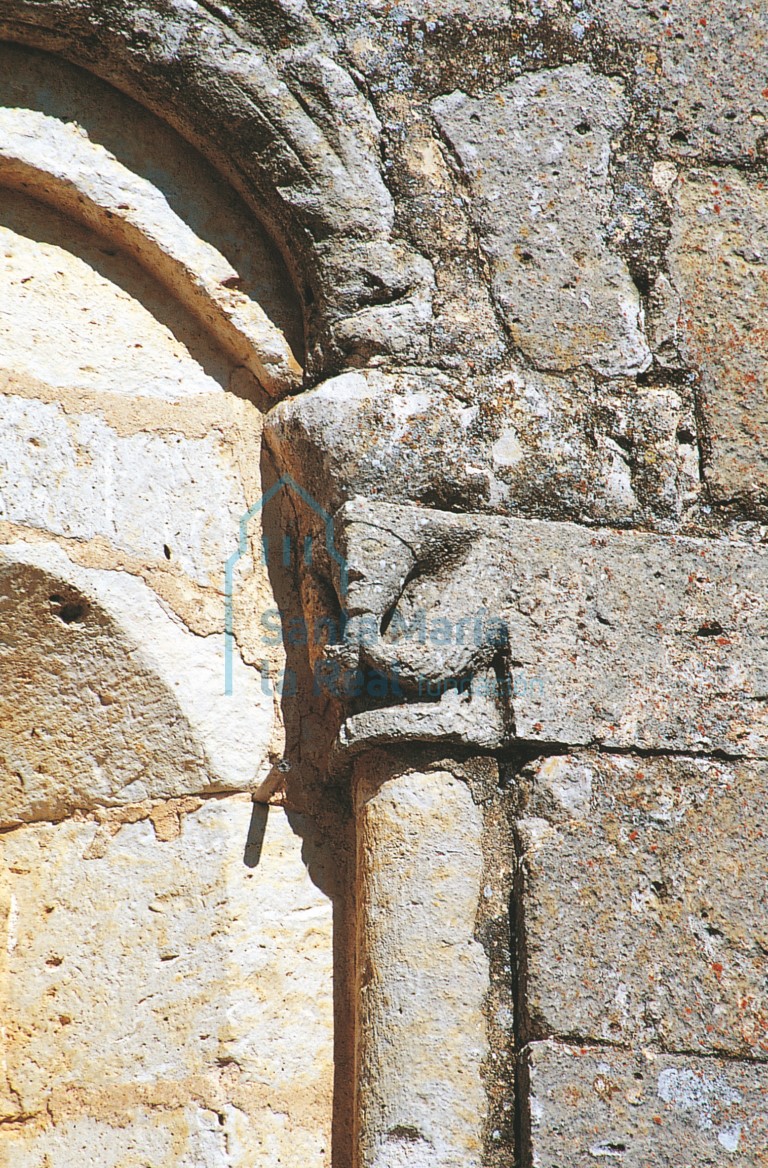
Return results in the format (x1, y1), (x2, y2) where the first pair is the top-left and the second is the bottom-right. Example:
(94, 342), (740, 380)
(0, 0), (433, 375)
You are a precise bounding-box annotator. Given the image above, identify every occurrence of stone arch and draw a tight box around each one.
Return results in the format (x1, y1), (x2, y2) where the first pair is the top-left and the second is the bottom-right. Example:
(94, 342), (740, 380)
(0, 40), (303, 399)
(0, 0), (433, 378)
(0, 42), (338, 1166)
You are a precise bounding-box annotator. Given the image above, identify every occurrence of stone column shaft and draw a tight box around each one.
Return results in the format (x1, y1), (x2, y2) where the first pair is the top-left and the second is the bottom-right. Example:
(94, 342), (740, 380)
(353, 759), (489, 1168)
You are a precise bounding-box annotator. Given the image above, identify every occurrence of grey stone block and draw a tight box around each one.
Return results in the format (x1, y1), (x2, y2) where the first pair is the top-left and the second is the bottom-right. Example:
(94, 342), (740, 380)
(669, 168), (768, 508)
(517, 752), (768, 1058)
(524, 1041), (768, 1167)
(331, 501), (768, 758)
(433, 65), (650, 377)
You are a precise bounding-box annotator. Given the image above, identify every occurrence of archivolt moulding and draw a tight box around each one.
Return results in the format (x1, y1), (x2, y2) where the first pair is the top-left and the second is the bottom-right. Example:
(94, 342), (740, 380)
(0, 89), (302, 398)
(0, 0), (434, 378)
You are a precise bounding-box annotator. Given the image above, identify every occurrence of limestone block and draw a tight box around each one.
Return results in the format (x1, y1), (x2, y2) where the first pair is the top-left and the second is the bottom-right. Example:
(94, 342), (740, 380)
(333, 501), (768, 757)
(550, 0), (768, 161)
(354, 765), (489, 1167)
(0, 189), (232, 400)
(0, 1), (437, 370)
(0, 543), (274, 823)
(0, 393), (248, 586)
(524, 1041), (768, 1166)
(0, 1109), (228, 1168)
(0, 797), (333, 1166)
(266, 367), (697, 528)
(493, 518), (768, 758)
(483, 370), (697, 526)
(668, 168), (768, 506)
(517, 753), (768, 1058)
(265, 369), (493, 515)
(433, 66), (650, 377)
(357, 0), (509, 15)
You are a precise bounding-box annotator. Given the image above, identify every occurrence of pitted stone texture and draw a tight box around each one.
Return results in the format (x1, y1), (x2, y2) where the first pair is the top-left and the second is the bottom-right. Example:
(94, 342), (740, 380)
(483, 370), (697, 525)
(669, 168), (768, 507)
(355, 764), (489, 1168)
(433, 65), (650, 377)
(0, 544), (274, 824)
(336, 680), (507, 762)
(266, 368), (698, 527)
(266, 369), (493, 515)
(552, 0), (768, 163)
(524, 1041), (768, 1166)
(0, 1109), (232, 1168)
(0, 798), (333, 1166)
(332, 501), (768, 757)
(517, 753), (768, 1058)
(357, 0), (510, 15)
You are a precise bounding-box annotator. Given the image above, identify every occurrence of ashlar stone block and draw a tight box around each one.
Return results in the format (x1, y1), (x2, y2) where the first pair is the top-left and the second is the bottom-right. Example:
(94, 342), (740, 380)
(335, 501), (768, 759)
(669, 168), (768, 507)
(517, 753), (768, 1059)
(433, 65), (650, 377)
(524, 1041), (768, 1167)
(0, 797), (334, 1166)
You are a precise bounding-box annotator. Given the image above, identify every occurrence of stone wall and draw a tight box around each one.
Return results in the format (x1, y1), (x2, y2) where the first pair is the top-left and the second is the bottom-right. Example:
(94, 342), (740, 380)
(0, 3), (766, 1166)
(0, 45), (335, 1165)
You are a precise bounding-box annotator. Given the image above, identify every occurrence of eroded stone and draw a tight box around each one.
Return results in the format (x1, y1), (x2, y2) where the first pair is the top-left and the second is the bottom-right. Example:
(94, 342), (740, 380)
(266, 367), (698, 528)
(0, 190), (232, 399)
(524, 1041), (768, 1166)
(331, 501), (768, 757)
(0, 543), (274, 823)
(354, 763), (489, 1167)
(433, 65), (650, 377)
(0, 394), (251, 586)
(517, 752), (768, 1058)
(669, 167), (768, 508)
(0, 798), (334, 1166)
(552, 0), (768, 162)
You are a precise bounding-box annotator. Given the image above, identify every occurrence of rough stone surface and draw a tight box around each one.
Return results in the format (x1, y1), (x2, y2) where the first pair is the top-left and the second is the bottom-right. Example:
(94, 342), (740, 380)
(1, 4), (768, 1164)
(331, 500), (768, 757)
(669, 167), (768, 509)
(433, 66), (650, 377)
(0, 798), (334, 1165)
(266, 369), (494, 516)
(0, 543), (275, 823)
(336, 684), (507, 763)
(479, 370), (698, 526)
(516, 752), (768, 1058)
(354, 763), (489, 1167)
(524, 1041), (768, 1166)
(552, 0), (768, 162)
(0, 1), (434, 373)
(0, 135), (296, 393)
(267, 367), (699, 528)
(0, 190), (233, 400)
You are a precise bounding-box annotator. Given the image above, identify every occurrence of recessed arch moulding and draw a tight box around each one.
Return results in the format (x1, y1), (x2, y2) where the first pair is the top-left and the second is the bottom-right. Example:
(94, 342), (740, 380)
(7, 6), (762, 1168)
(0, 0), (435, 379)
(0, 15), (490, 1168)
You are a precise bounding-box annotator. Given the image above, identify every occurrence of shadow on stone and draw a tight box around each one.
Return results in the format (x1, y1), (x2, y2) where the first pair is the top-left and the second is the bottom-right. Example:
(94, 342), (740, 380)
(242, 801), (268, 868)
